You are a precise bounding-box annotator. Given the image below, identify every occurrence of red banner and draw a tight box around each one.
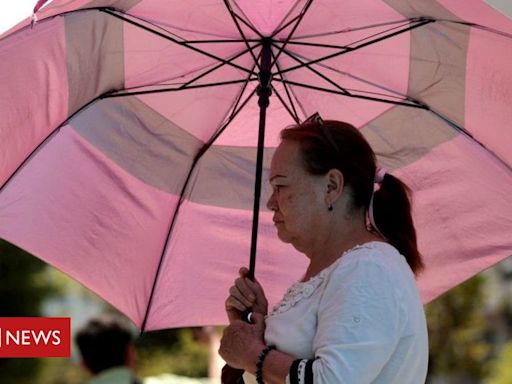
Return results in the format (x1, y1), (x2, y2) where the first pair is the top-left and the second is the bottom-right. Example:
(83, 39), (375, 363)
(0, 317), (70, 358)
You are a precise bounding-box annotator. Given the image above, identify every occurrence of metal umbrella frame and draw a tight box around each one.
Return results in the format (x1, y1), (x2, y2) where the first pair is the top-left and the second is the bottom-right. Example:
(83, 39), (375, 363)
(1, 0), (511, 331)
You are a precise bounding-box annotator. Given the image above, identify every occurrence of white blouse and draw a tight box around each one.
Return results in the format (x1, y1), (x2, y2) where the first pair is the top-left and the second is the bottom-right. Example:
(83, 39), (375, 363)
(244, 241), (428, 383)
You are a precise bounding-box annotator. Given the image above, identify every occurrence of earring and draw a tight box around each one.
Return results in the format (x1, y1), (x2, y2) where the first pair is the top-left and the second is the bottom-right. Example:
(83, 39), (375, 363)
(327, 204), (333, 211)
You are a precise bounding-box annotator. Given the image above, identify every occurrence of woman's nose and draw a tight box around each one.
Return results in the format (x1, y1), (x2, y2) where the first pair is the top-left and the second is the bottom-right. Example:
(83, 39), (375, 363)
(267, 192), (277, 211)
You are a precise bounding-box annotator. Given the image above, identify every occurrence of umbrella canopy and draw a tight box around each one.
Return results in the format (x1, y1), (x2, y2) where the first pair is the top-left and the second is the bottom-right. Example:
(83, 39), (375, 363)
(1, 0), (511, 331)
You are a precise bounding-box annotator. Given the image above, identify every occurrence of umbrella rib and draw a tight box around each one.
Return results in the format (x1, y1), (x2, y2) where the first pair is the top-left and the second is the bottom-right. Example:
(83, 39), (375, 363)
(140, 80), (258, 333)
(271, 85), (301, 124)
(329, 19), (415, 50)
(284, 48), (410, 99)
(428, 110), (512, 173)
(274, 79), (427, 109)
(105, 6), (241, 40)
(184, 39), (261, 43)
(275, 45), (411, 101)
(102, 42), (261, 98)
(274, 40), (352, 49)
(271, 13), (302, 38)
(227, 57), (262, 122)
(101, 8), (255, 75)
(270, 0), (315, 68)
(102, 79), (257, 98)
(223, 0), (262, 70)
(270, 0), (304, 37)
(229, 0), (264, 38)
(275, 18), (434, 76)
(272, 78), (511, 175)
(438, 19), (512, 40)
(271, 42), (351, 96)
(272, 52), (309, 119)
(291, 18), (417, 39)
(271, 51), (301, 122)
(0, 94), (104, 192)
(207, 65), (260, 149)
(178, 42), (261, 89)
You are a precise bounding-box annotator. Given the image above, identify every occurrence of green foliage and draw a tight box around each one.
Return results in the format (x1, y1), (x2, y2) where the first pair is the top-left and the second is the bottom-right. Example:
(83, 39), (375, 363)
(484, 342), (512, 384)
(33, 358), (86, 384)
(426, 274), (492, 380)
(0, 240), (59, 316)
(0, 239), (61, 382)
(137, 328), (210, 378)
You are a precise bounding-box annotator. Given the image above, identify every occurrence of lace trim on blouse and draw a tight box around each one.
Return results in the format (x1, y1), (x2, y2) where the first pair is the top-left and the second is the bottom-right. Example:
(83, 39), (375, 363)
(268, 243), (378, 317)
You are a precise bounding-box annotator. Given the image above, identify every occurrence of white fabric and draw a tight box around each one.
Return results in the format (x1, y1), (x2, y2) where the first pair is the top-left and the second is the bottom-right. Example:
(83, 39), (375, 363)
(244, 242), (428, 383)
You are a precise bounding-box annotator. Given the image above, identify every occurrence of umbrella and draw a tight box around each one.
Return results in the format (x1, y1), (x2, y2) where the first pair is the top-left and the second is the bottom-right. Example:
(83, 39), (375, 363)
(1, 0), (511, 332)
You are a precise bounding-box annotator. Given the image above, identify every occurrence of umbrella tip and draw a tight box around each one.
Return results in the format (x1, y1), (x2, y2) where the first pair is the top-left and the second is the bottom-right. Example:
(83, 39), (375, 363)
(30, 14), (38, 29)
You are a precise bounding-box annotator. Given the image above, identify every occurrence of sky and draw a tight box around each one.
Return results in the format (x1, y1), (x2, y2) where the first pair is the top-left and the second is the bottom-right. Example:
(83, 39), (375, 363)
(1, 0), (512, 35)
(0, 0), (43, 34)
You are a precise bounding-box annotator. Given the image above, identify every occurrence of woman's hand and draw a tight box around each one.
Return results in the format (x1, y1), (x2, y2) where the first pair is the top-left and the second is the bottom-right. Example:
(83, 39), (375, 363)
(219, 312), (266, 371)
(225, 267), (269, 323)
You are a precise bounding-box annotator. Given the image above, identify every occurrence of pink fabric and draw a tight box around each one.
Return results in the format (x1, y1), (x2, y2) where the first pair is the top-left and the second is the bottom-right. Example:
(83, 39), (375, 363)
(1, 0), (92, 37)
(0, 126), (177, 326)
(437, 0), (512, 168)
(464, 28), (512, 166)
(129, 0), (242, 39)
(0, 17), (68, 186)
(235, 0), (300, 36)
(33, 0), (51, 13)
(214, 82), (297, 147)
(1, 0), (511, 330)
(439, 0), (512, 32)
(122, 20), (248, 89)
(395, 134), (512, 303)
(147, 202), (306, 330)
(274, 0), (409, 127)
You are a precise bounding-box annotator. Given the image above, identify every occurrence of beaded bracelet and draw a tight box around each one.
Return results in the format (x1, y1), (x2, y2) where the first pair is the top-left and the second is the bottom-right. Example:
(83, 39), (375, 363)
(256, 345), (276, 384)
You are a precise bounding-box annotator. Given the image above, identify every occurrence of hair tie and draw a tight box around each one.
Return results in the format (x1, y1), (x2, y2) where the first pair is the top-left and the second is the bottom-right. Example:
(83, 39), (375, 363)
(368, 166), (387, 240)
(375, 166), (387, 184)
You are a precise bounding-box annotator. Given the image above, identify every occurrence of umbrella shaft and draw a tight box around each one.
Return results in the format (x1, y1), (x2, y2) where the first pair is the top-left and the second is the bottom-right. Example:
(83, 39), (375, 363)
(249, 40), (273, 280)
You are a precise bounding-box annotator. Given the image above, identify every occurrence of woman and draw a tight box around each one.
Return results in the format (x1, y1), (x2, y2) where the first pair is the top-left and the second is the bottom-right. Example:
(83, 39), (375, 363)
(219, 115), (428, 384)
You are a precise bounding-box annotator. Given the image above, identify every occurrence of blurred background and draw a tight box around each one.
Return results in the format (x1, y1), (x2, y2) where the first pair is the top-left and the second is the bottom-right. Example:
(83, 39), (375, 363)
(1, 239), (512, 384)
(2, 2), (512, 383)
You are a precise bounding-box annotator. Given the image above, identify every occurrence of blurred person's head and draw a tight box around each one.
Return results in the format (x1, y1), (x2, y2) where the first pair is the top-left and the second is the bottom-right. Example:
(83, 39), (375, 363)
(75, 315), (137, 375)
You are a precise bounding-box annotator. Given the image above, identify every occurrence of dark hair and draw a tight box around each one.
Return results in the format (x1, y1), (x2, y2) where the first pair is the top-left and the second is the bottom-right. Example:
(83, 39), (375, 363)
(280, 119), (424, 275)
(75, 316), (134, 374)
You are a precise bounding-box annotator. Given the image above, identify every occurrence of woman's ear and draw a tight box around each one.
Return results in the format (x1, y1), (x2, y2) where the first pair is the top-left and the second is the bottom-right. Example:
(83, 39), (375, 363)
(326, 169), (344, 204)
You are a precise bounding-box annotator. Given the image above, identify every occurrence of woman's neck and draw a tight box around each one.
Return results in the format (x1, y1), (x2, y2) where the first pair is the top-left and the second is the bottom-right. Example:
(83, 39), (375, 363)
(302, 222), (382, 282)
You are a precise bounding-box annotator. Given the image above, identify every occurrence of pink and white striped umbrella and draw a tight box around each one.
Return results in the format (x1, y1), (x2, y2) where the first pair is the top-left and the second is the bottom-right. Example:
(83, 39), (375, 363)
(1, 0), (511, 331)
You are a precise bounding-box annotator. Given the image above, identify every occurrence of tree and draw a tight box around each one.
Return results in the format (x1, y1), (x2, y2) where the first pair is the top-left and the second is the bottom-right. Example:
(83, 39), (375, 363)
(0, 239), (59, 382)
(426, 274), (492, 382)
(484, 342), (512, 384)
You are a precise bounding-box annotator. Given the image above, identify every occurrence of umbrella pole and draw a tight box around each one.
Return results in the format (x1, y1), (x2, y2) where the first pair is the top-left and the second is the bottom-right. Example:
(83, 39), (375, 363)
(248, 38), (272, 280)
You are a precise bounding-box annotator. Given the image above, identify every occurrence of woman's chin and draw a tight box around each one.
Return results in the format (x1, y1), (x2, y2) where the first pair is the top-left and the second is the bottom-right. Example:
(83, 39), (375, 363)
(276, 229), (293, 244)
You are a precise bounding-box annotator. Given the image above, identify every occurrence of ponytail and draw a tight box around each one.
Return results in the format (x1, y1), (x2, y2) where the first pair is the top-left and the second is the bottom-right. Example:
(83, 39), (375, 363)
(373, 174), (424, 275)
(281, 117), (423, 275)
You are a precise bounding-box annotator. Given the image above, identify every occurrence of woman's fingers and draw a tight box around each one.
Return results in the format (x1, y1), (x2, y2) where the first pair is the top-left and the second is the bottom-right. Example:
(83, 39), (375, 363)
(229, 283), (254, 307)
(239, 267), (266, 299)
(234, 277), (256, 303)
(234, 267), (269, 315)
(225, 295), (248, 312)
(246, 278), (266, 299)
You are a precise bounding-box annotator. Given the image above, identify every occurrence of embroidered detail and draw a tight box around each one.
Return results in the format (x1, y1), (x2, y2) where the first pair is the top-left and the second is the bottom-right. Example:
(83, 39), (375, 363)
(269, 243), (377, 316)
(269, 277), (326, 316)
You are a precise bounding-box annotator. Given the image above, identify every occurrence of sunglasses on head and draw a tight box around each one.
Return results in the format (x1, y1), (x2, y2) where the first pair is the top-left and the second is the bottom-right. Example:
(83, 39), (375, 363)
(303, 112), (340, 154)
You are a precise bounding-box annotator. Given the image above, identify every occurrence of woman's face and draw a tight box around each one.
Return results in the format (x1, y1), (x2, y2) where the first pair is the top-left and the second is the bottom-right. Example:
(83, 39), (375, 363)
(267, 140), (327, 249)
